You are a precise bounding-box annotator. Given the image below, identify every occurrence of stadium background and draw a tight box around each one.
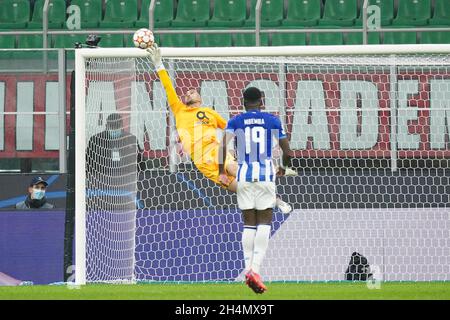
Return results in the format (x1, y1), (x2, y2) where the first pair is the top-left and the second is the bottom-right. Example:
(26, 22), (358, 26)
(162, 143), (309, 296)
(0, 0), (449, 291)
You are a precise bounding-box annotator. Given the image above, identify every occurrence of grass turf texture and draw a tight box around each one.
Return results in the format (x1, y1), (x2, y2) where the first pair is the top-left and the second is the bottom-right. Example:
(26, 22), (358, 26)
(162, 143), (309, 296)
(0, 282), (449, 300)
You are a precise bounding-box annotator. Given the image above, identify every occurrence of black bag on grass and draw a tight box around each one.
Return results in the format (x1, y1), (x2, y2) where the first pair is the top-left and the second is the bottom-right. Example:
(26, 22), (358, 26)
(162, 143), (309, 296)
(345, 252), (373, 281)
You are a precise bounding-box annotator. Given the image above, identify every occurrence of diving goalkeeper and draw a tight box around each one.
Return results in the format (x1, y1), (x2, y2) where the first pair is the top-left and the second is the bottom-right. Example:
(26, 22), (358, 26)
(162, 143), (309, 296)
(146, 44), (292, 213)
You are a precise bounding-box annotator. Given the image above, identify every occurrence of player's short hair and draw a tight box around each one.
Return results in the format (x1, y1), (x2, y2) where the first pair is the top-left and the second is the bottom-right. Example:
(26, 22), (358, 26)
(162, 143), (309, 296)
(106, 113), (123, 130)
(243, 87), (262, 108)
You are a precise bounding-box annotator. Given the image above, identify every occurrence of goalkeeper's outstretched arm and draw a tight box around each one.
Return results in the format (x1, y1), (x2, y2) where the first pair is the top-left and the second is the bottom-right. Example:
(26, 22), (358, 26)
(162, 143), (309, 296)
(146, 44), (184, 114)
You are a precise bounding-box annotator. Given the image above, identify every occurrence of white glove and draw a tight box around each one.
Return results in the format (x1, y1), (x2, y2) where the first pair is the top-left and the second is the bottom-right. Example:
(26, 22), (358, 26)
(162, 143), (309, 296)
(146, 43), (164, 70)
(284, 167), (298, 176)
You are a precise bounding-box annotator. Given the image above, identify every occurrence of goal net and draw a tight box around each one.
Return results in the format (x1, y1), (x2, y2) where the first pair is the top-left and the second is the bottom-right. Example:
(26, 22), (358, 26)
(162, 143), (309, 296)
(75, 46), (450, 285)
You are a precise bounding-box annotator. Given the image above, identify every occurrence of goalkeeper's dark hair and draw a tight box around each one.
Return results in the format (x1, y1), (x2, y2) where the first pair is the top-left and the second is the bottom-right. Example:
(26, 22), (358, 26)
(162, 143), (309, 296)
(243, 87), (262, 110)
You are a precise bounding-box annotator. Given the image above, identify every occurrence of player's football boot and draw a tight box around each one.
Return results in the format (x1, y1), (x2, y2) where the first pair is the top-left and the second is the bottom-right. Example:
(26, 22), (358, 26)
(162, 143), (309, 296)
(276, 198), (293, 214)
(245, 274), (263, 294)
(245, 270), (267, 294)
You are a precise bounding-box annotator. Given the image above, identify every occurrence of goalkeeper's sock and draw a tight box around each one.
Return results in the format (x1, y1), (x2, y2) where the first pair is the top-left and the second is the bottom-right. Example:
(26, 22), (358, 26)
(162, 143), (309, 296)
(251, 224), (271, 274)
(242, 226), (257, 272)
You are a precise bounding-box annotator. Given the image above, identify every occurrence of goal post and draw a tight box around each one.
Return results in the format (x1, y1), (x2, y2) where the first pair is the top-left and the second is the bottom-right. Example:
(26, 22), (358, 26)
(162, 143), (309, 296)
(74, 45), (450, 285)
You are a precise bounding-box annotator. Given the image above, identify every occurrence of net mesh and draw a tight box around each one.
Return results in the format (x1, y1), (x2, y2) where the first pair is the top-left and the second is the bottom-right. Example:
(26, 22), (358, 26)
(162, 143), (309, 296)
(82, 53), (450, 283)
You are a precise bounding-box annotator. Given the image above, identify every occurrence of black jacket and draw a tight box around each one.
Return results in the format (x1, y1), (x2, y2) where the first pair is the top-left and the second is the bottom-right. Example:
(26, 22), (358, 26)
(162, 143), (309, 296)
(86, 130), (142, 178)
(85, 131), (142, 208)
(15, 195), (55, 209)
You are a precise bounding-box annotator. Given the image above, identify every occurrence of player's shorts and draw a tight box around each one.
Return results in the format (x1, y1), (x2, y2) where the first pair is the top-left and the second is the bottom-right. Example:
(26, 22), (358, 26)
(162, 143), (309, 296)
(195, 151), (236, 189)
(236, 181), (276, 211)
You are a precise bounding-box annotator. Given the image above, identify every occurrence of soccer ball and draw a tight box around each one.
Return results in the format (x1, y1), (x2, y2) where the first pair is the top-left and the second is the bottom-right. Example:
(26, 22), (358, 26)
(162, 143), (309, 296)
(133, 28), (154, 49)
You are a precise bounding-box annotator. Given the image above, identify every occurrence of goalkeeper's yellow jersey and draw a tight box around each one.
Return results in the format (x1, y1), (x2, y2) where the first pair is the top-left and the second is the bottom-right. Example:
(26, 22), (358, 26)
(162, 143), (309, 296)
(158, 69), (227, 166)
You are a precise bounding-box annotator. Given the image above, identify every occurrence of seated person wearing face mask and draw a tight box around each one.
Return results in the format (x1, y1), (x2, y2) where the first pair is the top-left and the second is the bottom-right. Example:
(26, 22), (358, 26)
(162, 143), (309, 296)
(15, 176), (55, 209)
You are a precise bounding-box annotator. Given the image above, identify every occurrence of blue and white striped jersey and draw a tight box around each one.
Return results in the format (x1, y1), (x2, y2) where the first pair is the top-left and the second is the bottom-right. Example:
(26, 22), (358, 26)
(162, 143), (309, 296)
(225, 110), (287, 182)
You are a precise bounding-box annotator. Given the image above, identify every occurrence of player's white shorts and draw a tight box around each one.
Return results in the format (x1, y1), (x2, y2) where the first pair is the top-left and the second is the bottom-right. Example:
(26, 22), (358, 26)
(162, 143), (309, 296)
(236, 181), (276, 211)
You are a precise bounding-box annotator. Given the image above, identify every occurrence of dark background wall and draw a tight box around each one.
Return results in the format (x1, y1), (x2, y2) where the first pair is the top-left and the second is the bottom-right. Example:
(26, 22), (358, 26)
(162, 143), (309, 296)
(138, 167), (449, 210)
(0, 166), (448, 284)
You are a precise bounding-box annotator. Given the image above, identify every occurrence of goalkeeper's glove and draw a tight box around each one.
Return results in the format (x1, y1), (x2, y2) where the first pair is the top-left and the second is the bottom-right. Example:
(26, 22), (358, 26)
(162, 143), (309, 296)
(146, 43), (164, 71)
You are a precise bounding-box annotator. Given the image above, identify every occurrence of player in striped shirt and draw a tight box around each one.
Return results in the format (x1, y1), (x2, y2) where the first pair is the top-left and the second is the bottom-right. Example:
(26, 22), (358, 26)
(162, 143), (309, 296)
(218, 87), (293, 294)
(146, 44), (293, 214)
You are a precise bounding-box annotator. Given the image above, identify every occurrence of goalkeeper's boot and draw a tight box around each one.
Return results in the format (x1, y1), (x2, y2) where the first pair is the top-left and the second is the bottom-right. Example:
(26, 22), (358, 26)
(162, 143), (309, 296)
(276, 198), (293, 214)
(245, 271), (267, 294)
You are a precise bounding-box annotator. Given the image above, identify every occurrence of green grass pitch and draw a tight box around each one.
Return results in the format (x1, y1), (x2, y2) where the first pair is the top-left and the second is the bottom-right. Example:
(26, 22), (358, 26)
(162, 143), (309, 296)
(0, 282), (449, 300)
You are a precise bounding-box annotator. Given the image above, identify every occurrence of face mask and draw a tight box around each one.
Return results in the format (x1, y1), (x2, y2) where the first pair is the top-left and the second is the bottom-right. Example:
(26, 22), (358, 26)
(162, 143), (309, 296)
(108, 129), (122, 139)
(32, 188), (45, 200)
